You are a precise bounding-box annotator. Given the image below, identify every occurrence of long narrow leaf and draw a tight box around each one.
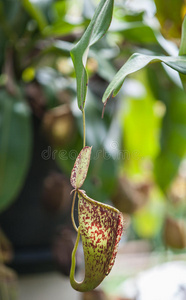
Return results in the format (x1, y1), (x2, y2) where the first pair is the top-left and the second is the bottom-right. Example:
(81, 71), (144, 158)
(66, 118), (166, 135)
(71, 0), (114, 111)
(0, 90), (32, 212)
(179, 16), (186, 91)
(154, 87), (186, 191)
(102, 53), (186, 104)
(179, 17), (186, 55)
(21, 0), (47, 32)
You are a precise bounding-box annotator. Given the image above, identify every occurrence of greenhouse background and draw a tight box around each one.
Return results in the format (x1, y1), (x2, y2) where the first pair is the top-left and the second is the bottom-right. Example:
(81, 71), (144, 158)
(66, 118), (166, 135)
(0, 0), (186, 299)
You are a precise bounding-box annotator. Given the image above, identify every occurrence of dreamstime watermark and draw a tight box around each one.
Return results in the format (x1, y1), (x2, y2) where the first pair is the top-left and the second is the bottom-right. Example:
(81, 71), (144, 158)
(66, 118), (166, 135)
(41, 145), (142, 161)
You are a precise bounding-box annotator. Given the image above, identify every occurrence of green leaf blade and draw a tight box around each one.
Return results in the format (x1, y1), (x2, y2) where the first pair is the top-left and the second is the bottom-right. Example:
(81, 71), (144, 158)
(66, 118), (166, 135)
(21, 0), (47, 32)
(88, 0), (114, 47)
(70, 0), (114, 110)
(179, 16), (186, 56)
(0, 90), (32, 212)
(102, 53), (186, 103)
(154, 88), (186, 191)
(179, 16), (186, 91)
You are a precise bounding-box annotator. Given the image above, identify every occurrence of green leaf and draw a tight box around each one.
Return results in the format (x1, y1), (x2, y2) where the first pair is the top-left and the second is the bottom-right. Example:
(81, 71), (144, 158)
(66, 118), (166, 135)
(21, 0), (47, 32)
(70, 146), (92, 190)
(179, 16), (186, 91)
(102, 53), (186, 103)
(179, 17), (186, 56)
(154, 87), (186, 191)
(110, 21), (158, 44)
(70, 190), (123, 292)
(51, 40), (73, 55)
(70, 0), (114, 111)
(0, 89), (32, 212)
(154, 0), (184, 39)
(43, 21), (79, 37)
(122, 78), (160, 175)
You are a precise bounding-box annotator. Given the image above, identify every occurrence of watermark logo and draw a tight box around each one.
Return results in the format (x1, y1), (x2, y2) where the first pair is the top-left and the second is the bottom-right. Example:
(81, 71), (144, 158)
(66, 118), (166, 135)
(41, 144), (142, 161)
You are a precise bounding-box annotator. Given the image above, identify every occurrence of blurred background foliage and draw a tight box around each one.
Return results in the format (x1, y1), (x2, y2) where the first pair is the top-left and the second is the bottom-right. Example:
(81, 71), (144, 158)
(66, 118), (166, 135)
(1, 0), (186, 298)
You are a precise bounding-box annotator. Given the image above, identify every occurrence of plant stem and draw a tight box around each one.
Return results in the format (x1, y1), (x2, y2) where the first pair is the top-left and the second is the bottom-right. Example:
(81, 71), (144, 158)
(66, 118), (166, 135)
(70, 226), (81, 290)
(71, 191), (78, 232)
(82, 109), (86, 148)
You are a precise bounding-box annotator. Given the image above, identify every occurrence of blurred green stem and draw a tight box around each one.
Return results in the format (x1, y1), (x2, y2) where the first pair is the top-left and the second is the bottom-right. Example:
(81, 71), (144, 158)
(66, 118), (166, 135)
(21, 0), (47, 32)
(71, 191), (78, 232)
(70, 226), (81, 289)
